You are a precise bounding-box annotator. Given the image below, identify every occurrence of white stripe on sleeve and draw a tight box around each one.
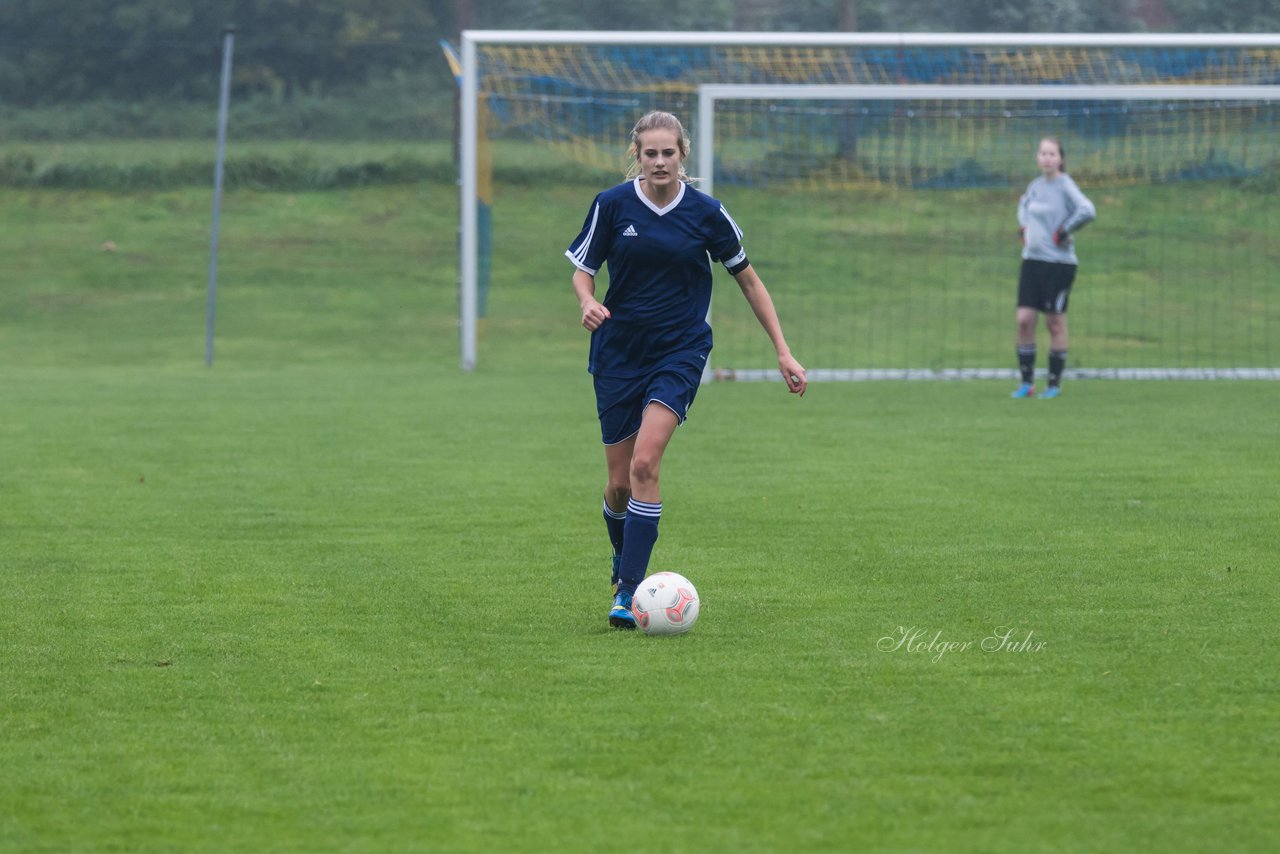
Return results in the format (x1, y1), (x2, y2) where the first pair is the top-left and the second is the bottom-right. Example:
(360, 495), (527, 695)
(718, 205), (744, 241)
(569, 203), (601, 271)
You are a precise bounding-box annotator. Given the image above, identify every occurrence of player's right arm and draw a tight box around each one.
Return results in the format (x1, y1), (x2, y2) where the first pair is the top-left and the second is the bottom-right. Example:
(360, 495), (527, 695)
(1017, 187), (1030, 244)
(574, 268), (610, 331)
(566, 195), (613, 331)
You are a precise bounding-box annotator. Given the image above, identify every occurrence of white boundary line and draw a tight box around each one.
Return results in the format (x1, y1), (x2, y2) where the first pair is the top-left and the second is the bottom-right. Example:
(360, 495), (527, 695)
(713, 368), (1280, 382)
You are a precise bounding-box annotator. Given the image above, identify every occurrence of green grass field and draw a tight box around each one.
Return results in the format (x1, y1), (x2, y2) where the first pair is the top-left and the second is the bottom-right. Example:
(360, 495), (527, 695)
(2, 182), (1277, 852)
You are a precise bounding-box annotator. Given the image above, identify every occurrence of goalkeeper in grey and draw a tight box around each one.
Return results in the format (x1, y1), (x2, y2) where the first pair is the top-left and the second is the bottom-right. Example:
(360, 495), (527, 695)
(1013, 137), (1096, 399)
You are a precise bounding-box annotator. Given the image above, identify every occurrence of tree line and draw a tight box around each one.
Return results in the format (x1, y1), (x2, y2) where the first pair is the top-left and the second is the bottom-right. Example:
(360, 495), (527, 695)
(0, 0), (1274, 107)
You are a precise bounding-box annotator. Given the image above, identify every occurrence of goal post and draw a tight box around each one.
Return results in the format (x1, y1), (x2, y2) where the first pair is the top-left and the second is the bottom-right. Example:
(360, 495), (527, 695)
(455, 31), (1280, 376)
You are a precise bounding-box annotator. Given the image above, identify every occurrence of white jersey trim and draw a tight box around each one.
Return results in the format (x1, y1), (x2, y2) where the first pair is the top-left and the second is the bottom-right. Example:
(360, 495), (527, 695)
(633, 177), (685, 216)
(565, 249), (597, 275)
(718, 205), (744, 241)
(723, 248), (748, 270)
(567, 201), (601, 274)
(644, 395), (688, 424)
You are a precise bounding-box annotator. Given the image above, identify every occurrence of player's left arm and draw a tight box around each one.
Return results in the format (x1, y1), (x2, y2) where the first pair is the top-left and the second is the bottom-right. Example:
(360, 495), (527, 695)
(732, 264), (807, 396)
(1058, 178), (1097, 240)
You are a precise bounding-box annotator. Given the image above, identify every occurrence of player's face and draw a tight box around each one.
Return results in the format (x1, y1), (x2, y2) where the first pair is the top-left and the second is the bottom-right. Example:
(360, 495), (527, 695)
(1037, 140), (1063, 177)
(637, 129), (682, 192)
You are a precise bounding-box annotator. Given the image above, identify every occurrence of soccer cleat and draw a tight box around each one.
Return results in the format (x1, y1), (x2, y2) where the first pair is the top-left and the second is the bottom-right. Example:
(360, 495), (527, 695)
(608, 592), (636, 629)
(610, 553), (621, 596)
(1039, 386), (1062, 399)
(1011, 383), (1036, 399)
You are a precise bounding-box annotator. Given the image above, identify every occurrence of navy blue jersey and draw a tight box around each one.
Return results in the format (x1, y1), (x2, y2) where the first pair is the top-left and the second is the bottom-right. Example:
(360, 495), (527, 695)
(566, 178), (747, 378)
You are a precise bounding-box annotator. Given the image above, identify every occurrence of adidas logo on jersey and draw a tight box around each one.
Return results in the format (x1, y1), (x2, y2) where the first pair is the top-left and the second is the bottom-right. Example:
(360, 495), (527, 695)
(622, 224), (638, 237)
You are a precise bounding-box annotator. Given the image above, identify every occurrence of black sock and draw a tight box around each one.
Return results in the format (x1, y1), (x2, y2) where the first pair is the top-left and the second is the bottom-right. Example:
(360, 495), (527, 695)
(1017, 345), (1036, 384)
(1048, 350), (1067, 387)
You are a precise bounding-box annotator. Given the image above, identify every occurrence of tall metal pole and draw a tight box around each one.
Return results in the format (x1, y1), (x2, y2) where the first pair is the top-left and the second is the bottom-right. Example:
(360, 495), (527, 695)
(206, 25), (235, 367)
(698, 88), (715, 384)
(459, 33), (478, 372)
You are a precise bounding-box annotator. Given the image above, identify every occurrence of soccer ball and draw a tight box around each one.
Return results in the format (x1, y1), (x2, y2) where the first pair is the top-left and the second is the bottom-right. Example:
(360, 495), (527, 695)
(631, 572), (700, 635)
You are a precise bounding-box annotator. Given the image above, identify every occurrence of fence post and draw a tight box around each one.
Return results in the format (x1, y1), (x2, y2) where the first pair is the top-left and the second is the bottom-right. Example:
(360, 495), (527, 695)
(206, 25), (235, 367)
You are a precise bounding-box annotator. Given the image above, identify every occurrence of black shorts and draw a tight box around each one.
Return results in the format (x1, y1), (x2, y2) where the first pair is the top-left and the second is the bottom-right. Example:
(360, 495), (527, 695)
(1018, 259), (1077, 314)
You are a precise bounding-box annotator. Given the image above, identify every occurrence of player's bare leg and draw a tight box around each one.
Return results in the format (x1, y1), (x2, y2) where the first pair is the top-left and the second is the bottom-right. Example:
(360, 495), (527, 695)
(1045, 312), (1068, 352)
(1016, 306), (1039, 347)
(602, 438), (634, 594)
(609, 403), (680, 628)
(628, 403), (679, 504)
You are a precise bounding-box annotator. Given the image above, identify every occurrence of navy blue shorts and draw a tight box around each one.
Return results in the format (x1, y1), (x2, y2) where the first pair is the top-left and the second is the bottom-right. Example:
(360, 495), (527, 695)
(1018, 259), (1077, 314)
(594, 356), (706, 445)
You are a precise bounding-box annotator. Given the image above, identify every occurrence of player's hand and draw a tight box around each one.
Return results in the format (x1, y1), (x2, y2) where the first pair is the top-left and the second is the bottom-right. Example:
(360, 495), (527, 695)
(1053, 228), (1071, 246)
(580, 299), (611, 331)
(1019, 227), (1026, 246)
(779, 355), (807, 397)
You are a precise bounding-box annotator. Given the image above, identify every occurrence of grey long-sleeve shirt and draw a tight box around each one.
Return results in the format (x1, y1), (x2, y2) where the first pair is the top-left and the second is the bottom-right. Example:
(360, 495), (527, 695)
(1018, 173), (1096, 265)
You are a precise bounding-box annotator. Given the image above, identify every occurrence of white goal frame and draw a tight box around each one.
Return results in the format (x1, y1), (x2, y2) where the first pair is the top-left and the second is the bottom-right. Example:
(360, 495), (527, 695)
(457, 31), (1280, 375)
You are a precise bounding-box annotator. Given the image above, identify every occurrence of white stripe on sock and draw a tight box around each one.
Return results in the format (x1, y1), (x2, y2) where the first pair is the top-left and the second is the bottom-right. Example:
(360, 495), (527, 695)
(626, 498), (662, 519)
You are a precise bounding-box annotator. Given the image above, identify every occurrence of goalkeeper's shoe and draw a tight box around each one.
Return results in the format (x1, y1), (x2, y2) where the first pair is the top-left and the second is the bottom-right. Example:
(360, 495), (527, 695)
(1011, 383), (1036, 399)
(610, 553), (621, 596)
(1038, 386), (1062, 399)
(608, 592), (636, 629)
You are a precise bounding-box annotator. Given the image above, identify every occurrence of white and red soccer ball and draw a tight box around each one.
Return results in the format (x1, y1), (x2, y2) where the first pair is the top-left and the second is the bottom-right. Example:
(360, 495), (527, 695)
(631, 572), (700, 635)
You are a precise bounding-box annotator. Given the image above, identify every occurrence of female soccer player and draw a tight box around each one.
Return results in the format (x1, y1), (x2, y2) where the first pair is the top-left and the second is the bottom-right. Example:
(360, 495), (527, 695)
(1013, 137), (1097, 399)
(565, 110), (807, 628)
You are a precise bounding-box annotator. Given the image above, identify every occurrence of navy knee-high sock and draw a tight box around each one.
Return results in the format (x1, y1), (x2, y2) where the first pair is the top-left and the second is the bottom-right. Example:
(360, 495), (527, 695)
(617, 498), (661, 597)
(603, 500), (626, 584)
